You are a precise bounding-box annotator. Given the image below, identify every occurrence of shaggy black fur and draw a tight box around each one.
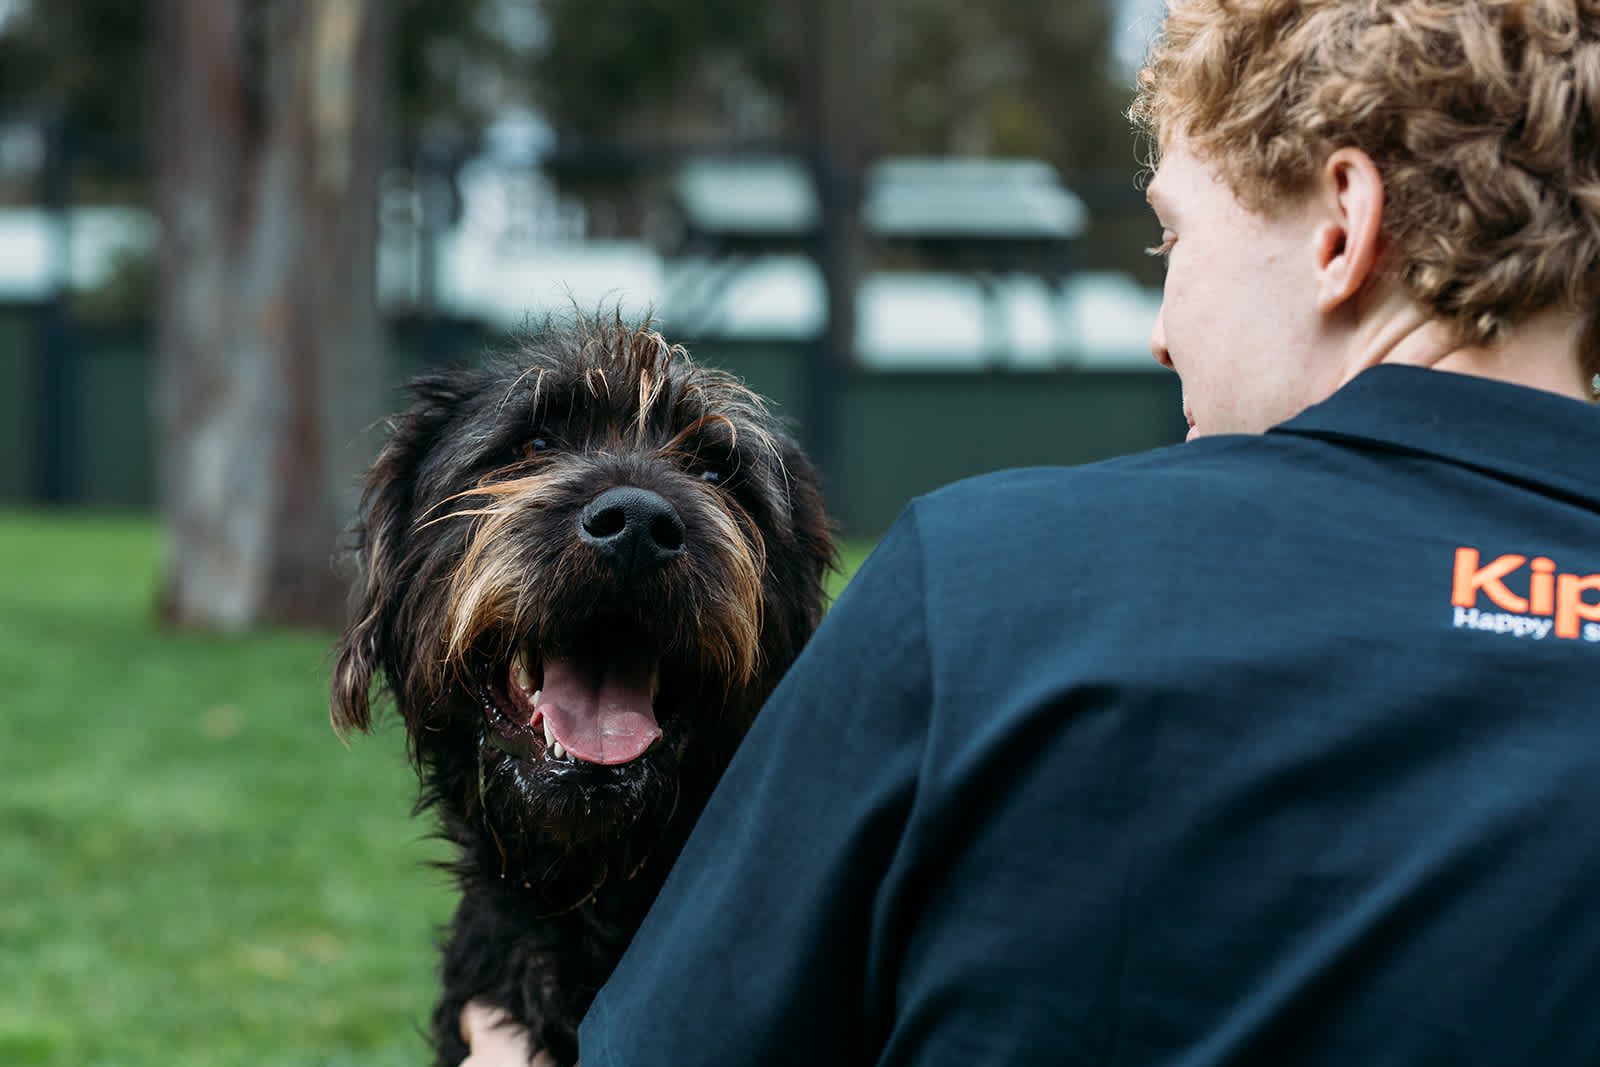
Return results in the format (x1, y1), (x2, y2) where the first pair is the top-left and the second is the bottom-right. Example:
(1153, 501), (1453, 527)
(330, 314), (834, 1065)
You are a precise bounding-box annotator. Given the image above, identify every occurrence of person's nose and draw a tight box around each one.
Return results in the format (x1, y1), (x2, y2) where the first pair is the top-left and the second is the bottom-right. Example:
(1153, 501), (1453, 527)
(1150, 303), (1173, 370)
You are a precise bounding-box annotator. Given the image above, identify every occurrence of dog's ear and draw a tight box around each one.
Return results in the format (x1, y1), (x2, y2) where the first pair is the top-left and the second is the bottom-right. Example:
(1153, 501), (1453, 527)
(330, 452), (406, 736)
(330, 372), (476, 736)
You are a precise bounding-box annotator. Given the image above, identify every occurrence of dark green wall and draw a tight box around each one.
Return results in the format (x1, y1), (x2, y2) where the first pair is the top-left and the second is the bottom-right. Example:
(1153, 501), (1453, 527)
(77, 332), (156, 509)
(0, 314), (1184, 537)
(835, 369), (1181, 534)
(685, 337), (1183, 532)
(0, 309), (38, 503)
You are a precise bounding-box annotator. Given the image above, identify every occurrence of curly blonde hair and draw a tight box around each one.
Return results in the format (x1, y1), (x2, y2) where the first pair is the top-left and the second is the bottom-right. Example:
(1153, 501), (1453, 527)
(1130, 0), (1600, 389)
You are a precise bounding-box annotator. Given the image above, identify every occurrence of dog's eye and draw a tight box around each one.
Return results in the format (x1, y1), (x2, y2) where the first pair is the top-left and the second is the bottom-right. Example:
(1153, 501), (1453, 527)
(699, 466), (727, 486)
(520, 436), (551, 460)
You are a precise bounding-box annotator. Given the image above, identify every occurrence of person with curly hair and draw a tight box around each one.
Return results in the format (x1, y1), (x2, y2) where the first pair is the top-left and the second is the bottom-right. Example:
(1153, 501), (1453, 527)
(470, 2), (1600, 1063)
(1130, 0), (1600, 436)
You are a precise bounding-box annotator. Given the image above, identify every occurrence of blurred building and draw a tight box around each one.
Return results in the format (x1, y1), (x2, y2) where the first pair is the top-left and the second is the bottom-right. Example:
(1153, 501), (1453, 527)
(0, 125), (1177, 533)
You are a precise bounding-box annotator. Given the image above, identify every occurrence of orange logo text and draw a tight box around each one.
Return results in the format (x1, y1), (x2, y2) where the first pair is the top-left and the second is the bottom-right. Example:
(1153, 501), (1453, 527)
(1452, 547), (1600, 642)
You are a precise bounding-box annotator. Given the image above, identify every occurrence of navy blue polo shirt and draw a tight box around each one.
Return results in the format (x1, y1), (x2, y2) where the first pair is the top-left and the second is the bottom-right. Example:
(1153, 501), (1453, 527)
(580, 365), (1600, 1066)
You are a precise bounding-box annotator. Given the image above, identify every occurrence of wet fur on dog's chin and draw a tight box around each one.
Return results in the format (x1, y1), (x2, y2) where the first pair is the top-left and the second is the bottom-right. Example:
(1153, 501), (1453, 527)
(329, 312), (834, 1066)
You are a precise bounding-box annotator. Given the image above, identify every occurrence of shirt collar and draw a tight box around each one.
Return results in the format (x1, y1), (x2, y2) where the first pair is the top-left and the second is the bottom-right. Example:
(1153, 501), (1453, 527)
(1270, 365), (1600, 509)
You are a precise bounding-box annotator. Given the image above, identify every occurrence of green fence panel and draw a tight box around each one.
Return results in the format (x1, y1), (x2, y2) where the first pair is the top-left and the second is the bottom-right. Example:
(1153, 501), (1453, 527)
(76, 329), (156, 509)
(1, 320), (1185, 534)
(0, 306), (40, 504)
(837, 369), (1183, 535)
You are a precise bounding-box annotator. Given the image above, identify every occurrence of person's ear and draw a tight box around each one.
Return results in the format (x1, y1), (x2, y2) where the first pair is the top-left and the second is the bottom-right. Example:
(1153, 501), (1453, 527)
(1314, 147), (1385, 314)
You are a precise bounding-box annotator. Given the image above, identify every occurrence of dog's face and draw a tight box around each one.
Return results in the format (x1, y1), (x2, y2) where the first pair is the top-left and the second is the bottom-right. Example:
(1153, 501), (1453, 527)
(331, 320), (833, 868)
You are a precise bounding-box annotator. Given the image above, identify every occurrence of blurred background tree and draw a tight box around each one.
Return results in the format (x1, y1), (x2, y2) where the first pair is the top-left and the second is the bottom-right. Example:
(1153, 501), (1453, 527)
(0, 1), (533, 146)
(0, 2), (150, 144)
(0, 0), (1133, 162)
(0, 0), (1143, 630)
(153, 0), (386, 630)
(531, 0), (1129, 168)
(527, 0), (1138, 257)
(0, 0), (530, 630)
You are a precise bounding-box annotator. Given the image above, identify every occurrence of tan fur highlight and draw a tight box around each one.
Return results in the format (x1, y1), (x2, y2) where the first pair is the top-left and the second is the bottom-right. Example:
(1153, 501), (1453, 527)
(433, 465), (768, 693)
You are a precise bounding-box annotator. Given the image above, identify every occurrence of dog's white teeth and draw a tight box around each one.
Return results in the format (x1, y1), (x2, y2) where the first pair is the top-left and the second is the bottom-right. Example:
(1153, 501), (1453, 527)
(532, 688), (542, 707)
(551, 741), (567, 761)
(543, 717), (556, 748)
(513, 655), (532, 693)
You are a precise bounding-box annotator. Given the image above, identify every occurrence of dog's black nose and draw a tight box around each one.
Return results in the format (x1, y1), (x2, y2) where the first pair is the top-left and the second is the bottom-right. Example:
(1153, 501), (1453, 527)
(580, 487), (686, 572)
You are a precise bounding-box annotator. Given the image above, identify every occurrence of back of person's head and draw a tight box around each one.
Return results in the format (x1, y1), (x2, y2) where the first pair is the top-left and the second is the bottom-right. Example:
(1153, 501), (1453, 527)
(1130, 0), (1600, 389)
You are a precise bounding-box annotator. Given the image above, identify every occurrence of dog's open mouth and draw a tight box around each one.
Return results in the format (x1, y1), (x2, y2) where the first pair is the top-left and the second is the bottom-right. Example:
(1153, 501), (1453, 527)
(485, 643), (665, 768)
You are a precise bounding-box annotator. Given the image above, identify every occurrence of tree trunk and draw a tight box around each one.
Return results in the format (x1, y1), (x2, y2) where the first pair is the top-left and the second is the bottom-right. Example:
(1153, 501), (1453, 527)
(791, 0), (879, 500)
(155, 0), (384, 630)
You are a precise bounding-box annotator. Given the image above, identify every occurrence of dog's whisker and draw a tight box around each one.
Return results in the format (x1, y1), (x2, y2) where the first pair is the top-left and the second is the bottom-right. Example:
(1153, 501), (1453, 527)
(424, 472), (574, 522)
(498, 363), (546, 416)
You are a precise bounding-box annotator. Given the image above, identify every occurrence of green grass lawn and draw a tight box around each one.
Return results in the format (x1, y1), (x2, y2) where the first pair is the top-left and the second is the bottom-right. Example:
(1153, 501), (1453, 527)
(0, 511), (871, 1066)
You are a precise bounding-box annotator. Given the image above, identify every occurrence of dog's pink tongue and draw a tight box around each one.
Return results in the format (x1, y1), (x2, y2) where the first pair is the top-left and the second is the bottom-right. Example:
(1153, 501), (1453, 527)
(539, 657), (662, 765)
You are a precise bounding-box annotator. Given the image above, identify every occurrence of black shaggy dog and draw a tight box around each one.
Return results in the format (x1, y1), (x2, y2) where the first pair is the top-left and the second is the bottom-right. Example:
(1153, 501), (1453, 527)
(330, 314), (834, 1065)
